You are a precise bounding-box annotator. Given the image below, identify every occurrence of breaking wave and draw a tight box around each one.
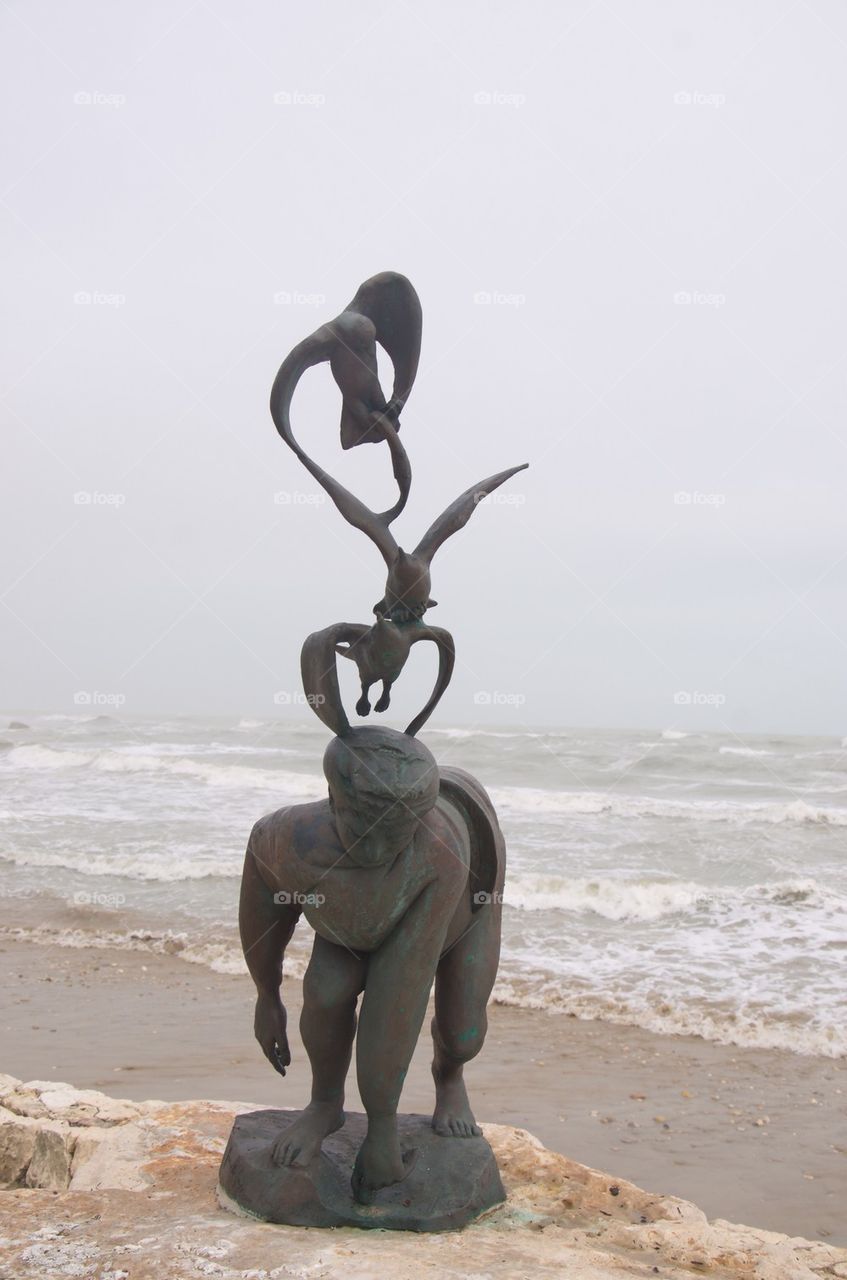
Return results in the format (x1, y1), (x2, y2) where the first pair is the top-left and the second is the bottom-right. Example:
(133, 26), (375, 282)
(503, 874), (831, 921)
(491, 978), (847, 1058)
(6, 744), (325, 797)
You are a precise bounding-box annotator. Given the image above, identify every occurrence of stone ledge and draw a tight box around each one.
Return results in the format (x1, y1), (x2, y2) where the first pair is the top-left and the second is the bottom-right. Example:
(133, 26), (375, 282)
(0, 1074), (844, 1280)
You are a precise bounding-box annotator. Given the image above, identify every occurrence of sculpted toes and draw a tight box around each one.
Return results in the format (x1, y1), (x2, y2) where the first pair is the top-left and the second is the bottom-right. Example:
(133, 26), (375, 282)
(351, 1161), (374, 1205)
(272, 1137), (305, 1167)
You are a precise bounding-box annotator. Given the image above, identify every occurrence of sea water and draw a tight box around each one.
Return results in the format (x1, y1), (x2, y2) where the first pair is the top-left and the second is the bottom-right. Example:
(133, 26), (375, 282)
(1, 714), (844, 1057)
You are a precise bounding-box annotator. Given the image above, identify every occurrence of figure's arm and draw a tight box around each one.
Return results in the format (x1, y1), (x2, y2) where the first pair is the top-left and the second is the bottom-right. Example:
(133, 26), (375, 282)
(239, 835), (300, 1075)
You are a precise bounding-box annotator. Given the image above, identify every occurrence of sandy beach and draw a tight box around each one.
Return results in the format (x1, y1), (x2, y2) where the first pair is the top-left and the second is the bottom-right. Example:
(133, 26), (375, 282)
(1, 934), (844, 1244)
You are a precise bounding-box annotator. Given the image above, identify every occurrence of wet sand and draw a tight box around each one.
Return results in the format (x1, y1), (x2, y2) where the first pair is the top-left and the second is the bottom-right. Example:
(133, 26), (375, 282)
(0, 936), (844, 1243)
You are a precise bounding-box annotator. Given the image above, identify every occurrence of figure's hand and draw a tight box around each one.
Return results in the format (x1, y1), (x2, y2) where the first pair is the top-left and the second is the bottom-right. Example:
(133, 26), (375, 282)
(383, 396), (404, 422)
(366, 405), (399, 440)
(254, 991), (290, 1076)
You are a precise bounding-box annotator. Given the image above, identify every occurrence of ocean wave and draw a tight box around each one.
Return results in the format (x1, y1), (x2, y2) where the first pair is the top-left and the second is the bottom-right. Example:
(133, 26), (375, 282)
(2, 913), (842, 1059)
(424, 727), (544, 741)
(5, 744), (325, 797)
(719, 746), (773, 758)
(767, 799), (847, 825)
(488, 783), (847, 826)
(503, 874), (832, 921)
(491, 978), (847, 1058)
(6, 745), (94, 769)
(0, 846), (245, 882)
(0, 922), (311, 980)
(661, 729), (689, 740)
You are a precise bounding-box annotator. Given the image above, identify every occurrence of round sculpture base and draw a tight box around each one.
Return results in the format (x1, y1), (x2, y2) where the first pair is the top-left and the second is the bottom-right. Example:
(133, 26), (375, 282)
(218, 1108), (506, 1232)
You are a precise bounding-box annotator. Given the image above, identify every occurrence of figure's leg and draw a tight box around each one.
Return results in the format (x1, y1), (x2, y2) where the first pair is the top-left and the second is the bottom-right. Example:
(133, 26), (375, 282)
(431, 895), (502, 1137)
(351, 883), (451, 1202)
(355, 682), (372, 717)
(373, 679), (392, 713)
(272, 933), (366, 1167)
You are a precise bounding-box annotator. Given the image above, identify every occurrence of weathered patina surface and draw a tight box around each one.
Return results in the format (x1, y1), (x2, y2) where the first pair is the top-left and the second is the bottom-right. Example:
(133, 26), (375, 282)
(222, 273), (525, 1224)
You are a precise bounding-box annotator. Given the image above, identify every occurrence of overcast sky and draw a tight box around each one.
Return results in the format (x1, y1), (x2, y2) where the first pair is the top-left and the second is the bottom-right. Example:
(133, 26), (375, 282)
(2, 0), (846, 736)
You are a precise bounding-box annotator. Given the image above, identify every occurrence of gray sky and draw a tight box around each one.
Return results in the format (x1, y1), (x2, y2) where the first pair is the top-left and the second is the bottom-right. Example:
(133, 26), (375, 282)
(2, 0), (846, 735)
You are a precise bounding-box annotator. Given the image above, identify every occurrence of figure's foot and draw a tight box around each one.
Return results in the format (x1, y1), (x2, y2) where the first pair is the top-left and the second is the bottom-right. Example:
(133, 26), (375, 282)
(351, 1121), (418, 1204)
(373, 689), (391, 713)
(432, 1073), (482, 1138)
(355, 692), (371, 717)
(270, 1100), (344, 1168)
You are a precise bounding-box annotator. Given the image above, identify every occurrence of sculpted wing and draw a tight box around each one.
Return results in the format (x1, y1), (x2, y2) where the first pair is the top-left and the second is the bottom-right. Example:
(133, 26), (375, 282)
(413, 463), (528, 566)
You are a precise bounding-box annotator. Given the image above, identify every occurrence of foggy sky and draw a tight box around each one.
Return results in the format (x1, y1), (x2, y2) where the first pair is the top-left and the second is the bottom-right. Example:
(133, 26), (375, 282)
(2, 0), (846, 736)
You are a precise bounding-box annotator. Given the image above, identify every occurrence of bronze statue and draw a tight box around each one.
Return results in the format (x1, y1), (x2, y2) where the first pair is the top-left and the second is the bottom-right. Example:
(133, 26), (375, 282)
(219, 272), (527, 1230)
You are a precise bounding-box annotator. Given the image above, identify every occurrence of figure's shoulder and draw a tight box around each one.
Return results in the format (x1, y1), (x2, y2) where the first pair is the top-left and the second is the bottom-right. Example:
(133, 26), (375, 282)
(249, 800), (333, 861)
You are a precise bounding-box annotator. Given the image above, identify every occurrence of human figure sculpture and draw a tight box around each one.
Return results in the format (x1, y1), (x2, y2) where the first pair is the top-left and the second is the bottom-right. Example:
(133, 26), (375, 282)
(223, 272), (526, 1221)
(239, 719), (505, 1203)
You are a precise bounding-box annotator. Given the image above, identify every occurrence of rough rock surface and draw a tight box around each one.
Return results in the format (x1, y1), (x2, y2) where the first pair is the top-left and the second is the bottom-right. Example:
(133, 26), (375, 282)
(0, 1074), (844, 1280)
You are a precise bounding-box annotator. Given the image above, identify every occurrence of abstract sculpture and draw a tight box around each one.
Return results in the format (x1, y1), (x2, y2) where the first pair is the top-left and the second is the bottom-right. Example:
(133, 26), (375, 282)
(219, 272), (527, 1231)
